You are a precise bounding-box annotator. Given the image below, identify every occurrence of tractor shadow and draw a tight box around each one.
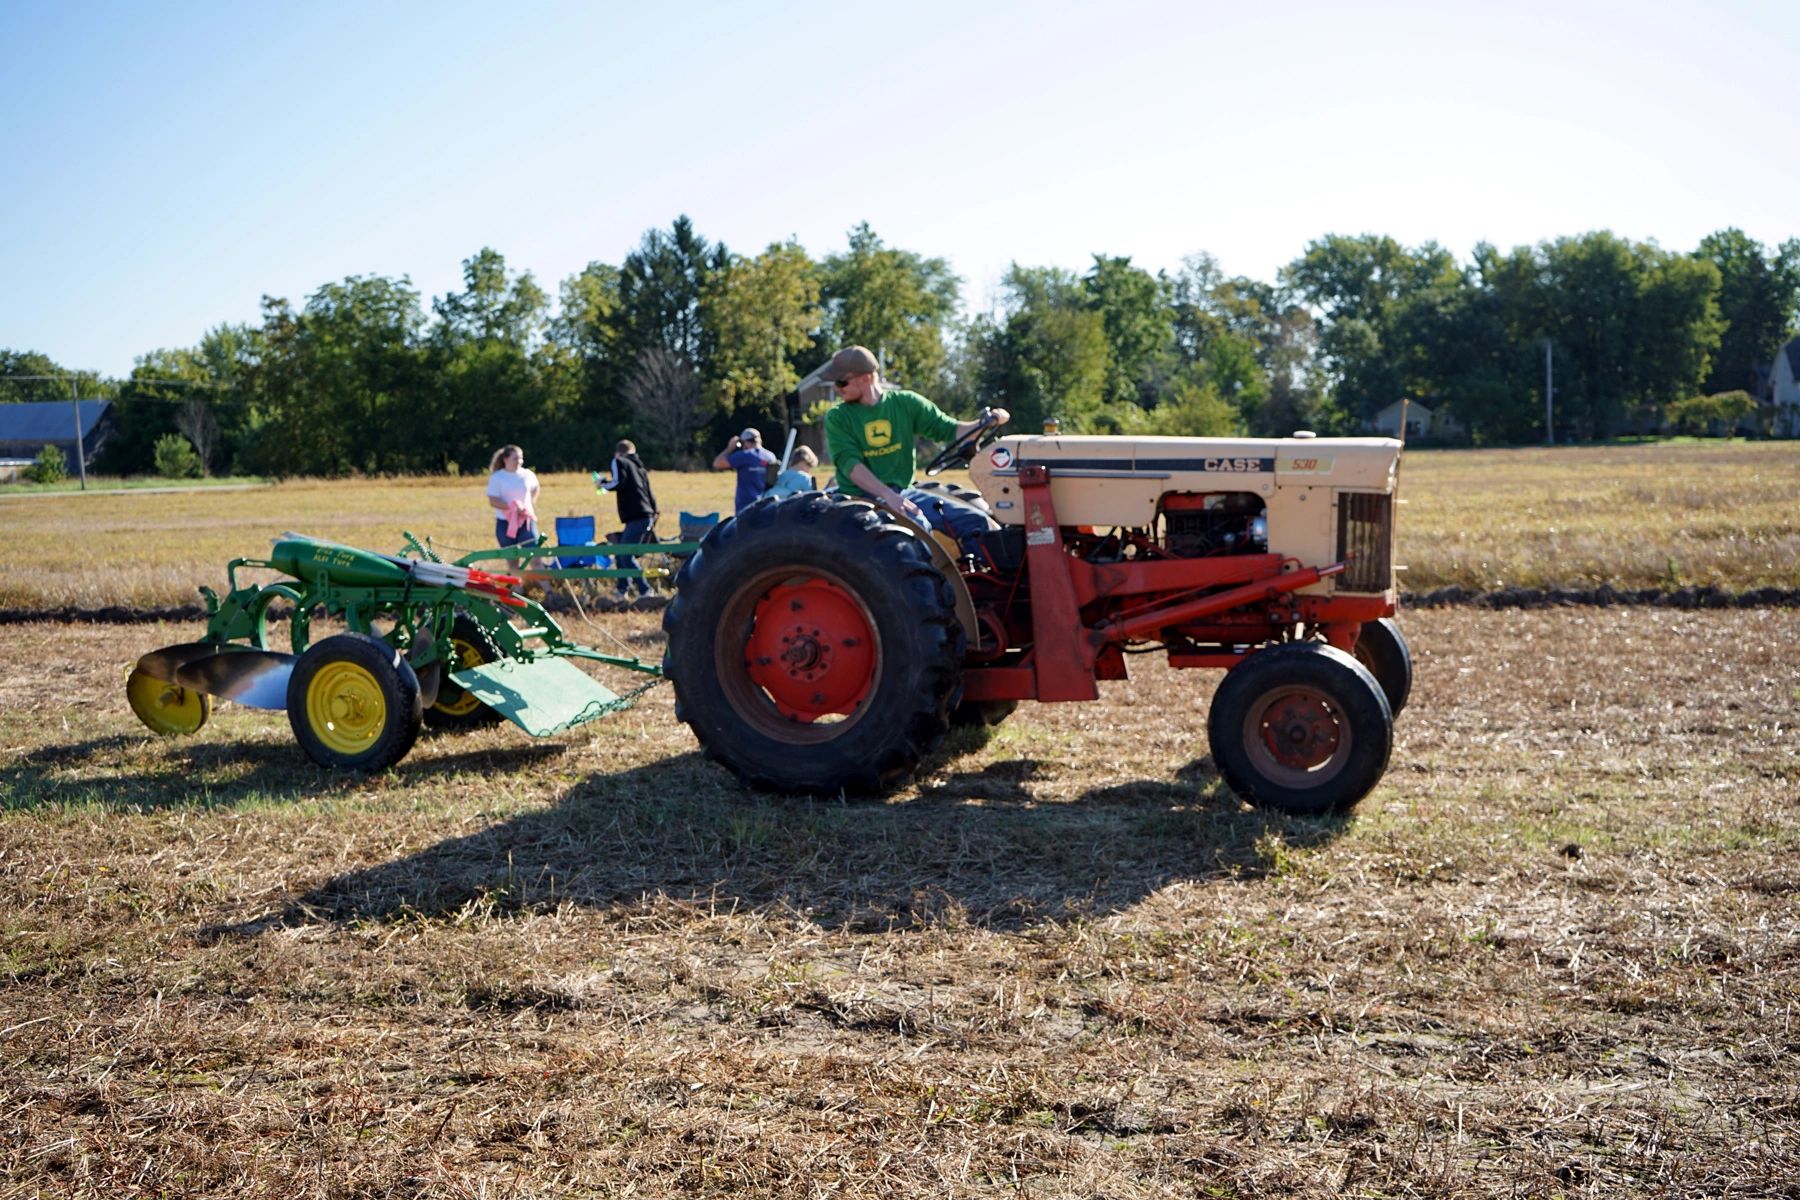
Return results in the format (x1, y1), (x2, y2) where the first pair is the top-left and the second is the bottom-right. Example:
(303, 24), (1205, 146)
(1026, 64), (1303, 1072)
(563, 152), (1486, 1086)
(200, 749), (1351, 939)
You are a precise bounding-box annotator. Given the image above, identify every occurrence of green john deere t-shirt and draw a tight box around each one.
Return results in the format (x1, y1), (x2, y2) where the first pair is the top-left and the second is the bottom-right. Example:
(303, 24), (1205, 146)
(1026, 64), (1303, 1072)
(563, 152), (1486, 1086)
(824, 388), (959, 497)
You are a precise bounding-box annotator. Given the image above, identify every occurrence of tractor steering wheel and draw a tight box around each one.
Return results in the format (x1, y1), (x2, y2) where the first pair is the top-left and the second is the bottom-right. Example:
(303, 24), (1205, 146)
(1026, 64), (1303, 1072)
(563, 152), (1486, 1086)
(925, 408), (1005, 476)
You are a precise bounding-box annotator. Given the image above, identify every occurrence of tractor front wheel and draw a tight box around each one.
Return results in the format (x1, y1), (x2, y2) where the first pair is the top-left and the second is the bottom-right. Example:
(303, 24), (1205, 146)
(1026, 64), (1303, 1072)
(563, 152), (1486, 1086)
(663, 493), (965, 795)
(1351, 617), (1412, 718)
(287, 633), (423, 771)
(1207, 643), (1392, 816)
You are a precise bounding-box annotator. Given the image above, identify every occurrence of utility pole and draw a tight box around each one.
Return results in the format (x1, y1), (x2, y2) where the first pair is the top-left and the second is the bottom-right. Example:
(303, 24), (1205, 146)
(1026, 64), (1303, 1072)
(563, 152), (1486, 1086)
(1542, 338), (1555, 446)
(68, 376), (89, 489)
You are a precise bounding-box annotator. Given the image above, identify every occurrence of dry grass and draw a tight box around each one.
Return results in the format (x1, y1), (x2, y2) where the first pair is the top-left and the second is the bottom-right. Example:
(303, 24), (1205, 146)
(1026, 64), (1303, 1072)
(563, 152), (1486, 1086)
(3, 605), (1798, 1196)
(3, 441), (1797, 609)
(1398, 441), (1800, 591)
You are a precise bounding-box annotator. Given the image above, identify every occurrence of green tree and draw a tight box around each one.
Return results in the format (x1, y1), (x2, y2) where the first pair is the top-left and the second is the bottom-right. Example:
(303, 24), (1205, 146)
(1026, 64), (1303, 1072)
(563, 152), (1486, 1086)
(819, 223), (960, 393)
(430, 249), (556, 470)
(701, 240), (822, 433)
(1695, 229), (1800, 395)
(152, 432), (204, 478)
(1665, 390), (1758, 435)
(1282, 234), (1459, 423)
(989, 265), (1109, 432)
(0, 351), (72, 402)
(617, 216), (718, 367)
(1167, 254), (1314, 433)
(22, 444), (66, 483)
(1082, 255), (1172, 407)
(1142, 372), (1240, 437)
(247, 276), (429, 475)
(545, 261), (629, 466)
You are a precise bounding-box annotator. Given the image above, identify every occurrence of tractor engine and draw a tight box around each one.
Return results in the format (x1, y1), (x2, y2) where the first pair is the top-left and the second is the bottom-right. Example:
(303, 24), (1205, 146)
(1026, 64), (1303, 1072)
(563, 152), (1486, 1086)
(1158, 492), (1267, 558)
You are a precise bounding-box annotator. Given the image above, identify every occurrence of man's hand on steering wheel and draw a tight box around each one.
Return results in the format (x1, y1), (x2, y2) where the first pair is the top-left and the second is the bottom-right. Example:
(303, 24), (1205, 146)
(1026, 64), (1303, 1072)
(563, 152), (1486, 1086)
(925, 406), (1011, 476)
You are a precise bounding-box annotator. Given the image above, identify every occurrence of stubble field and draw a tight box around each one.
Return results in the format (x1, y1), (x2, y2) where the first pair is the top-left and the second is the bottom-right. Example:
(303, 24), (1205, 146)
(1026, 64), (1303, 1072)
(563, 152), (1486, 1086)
(2, 441), (1799, 1197)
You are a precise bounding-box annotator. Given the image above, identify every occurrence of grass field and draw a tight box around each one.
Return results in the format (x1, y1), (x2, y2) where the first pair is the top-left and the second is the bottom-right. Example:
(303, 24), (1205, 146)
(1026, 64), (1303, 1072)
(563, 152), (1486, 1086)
(3, 440), (1798, 1195)
(2, 441), (1797, 609)
(3, 603), (1798, 1196)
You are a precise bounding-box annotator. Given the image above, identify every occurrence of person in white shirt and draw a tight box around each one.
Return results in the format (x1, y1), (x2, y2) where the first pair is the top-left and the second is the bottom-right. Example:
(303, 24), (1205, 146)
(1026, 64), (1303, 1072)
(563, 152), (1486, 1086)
(485, 444), (541, 571)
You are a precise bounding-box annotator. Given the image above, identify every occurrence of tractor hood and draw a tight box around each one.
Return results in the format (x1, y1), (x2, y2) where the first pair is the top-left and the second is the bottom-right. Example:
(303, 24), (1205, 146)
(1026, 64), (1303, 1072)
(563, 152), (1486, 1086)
(967, 434), (1401, 529)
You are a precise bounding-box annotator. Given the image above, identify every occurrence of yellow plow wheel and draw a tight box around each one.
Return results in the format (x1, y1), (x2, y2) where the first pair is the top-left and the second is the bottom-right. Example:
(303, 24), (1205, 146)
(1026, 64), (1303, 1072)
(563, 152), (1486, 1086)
(126, 667), (212, 736)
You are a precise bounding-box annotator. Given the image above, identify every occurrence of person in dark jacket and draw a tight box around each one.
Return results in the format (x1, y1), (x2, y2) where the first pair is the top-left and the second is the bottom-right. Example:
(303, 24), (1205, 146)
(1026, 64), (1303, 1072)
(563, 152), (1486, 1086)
(598, 439), (658, 598)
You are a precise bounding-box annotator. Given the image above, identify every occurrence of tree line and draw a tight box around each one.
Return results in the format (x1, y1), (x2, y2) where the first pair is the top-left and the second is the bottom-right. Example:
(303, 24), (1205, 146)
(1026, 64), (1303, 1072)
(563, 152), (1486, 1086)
(3, 220), (1796, 476)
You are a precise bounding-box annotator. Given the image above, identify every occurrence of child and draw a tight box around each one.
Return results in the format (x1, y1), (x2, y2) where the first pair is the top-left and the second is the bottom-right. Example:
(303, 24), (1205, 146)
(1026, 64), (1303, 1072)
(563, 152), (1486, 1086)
(765, 445), (819, 501)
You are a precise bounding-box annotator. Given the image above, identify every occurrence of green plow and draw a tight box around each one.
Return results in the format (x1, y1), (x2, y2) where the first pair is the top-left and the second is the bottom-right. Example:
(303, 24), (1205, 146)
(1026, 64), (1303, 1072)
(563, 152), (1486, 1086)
(125, 529), (701, 772)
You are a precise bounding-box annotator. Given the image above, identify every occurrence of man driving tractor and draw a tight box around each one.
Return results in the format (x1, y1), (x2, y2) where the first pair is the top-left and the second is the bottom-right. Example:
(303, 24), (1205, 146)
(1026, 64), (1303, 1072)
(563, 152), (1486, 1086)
(820, 344), (1009, 542)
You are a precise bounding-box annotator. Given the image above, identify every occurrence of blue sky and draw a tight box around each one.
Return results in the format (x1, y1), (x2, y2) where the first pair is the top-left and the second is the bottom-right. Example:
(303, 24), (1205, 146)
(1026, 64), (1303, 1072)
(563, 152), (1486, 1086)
(3, 0), (1796, 378)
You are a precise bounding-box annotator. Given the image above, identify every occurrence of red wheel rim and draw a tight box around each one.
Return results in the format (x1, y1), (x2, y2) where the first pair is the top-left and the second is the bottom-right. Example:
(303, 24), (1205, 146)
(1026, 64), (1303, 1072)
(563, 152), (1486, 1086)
(744, 577), (876, 721)
(1255, 690), (1343, 772)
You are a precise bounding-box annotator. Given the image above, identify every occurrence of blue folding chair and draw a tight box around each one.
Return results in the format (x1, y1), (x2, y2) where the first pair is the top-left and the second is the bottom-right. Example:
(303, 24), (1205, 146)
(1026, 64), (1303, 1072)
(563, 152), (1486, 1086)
(677, 511), (720, 555)
(553, 515), (608, 569)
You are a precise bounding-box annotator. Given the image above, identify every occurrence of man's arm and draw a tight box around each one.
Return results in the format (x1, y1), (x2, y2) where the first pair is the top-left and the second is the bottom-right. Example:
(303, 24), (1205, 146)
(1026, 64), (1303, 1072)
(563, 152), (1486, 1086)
(847, 463), (923, 521)
(600, 455), (621, 490)
(712, 437), (743, 471)
(952, 406), (1010, 441)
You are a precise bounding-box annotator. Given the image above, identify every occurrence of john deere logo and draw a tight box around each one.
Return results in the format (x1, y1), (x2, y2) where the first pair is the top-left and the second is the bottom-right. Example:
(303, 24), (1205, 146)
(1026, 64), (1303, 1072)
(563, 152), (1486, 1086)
(866, 420), (894, 449)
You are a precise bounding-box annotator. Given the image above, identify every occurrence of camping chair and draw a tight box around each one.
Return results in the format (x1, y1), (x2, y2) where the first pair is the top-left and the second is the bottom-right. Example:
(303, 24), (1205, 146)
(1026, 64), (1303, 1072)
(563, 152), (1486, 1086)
(553, 515), (605, 569)
(676, 511), (720, 559)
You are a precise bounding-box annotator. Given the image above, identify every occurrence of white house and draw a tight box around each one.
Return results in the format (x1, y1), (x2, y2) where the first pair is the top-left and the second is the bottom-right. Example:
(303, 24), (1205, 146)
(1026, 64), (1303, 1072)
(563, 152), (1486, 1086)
(1371, 399), (1462, 440)
(1770, 337), (1800, 438)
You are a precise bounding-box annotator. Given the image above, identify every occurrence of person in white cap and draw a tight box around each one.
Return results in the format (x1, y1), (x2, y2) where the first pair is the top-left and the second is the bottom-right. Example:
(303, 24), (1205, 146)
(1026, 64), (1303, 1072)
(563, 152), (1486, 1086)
(713, 427), (777, 513)
(820, 344), (1008, 530)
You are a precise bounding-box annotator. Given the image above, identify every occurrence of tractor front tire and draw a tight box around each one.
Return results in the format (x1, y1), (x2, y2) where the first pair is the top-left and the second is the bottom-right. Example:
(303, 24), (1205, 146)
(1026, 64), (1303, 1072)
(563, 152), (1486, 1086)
(1207, 643), (1392, 816)
(287, 633), (423, 772)
(1351, 617), (1412, 718)
(663, 493), (965, 795)
(422, 612), (506, 730)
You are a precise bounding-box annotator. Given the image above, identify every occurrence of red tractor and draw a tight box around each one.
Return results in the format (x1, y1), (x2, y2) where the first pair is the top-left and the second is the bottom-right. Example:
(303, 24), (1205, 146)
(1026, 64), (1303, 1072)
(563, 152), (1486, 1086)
(662, 428), (1407, 815)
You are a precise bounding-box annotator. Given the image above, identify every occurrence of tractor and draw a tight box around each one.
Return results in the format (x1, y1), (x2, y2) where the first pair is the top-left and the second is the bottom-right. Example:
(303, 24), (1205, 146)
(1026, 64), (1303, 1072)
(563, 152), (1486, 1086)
(662, 425), (1408, 815)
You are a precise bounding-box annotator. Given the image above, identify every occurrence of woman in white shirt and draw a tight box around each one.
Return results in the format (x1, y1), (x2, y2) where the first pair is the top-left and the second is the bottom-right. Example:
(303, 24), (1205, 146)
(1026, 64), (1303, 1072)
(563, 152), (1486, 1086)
(485, 445), (540, 564)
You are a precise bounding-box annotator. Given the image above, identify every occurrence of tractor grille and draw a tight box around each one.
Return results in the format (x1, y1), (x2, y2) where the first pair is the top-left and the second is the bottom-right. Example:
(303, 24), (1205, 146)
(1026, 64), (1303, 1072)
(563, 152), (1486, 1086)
(1335, 492), (1394, 592)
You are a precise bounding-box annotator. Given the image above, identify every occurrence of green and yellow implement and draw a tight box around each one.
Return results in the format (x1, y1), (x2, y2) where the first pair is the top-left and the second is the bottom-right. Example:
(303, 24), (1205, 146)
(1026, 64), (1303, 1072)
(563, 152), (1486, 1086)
(125, 530), (695, 772)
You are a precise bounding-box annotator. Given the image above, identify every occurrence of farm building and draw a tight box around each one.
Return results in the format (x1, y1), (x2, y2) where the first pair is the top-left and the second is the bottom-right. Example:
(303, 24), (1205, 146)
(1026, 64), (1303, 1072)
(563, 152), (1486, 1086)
(1371, 399), (1463, 441)
(1769, 336), (1800, 438)
(0, 399), (113, 473)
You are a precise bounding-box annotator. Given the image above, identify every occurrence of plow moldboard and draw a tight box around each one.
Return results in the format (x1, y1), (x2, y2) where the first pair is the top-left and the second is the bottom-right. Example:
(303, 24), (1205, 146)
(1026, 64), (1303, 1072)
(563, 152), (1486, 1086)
(448, 656), (622, 737)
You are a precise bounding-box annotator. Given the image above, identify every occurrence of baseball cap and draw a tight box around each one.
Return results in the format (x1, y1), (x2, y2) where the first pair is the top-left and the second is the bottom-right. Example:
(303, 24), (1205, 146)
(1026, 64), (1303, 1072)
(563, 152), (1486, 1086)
(822, 345), (879, 383)
(739, 427), (761, 442)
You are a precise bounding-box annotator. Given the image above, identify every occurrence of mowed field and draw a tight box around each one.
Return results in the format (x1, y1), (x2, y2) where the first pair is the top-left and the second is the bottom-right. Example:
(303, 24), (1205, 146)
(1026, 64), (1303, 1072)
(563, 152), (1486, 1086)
(2, 441), (1798, 1197)
(1, 440), (1796, 609)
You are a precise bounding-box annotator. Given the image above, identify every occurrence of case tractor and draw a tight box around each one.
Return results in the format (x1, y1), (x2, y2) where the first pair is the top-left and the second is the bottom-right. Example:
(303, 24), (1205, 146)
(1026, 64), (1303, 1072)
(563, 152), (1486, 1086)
(663, 426), (1409, 816)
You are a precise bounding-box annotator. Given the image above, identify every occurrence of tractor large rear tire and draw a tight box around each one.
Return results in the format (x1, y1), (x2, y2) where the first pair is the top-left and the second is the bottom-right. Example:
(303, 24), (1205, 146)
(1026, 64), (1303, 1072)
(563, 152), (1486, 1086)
(287, 633), (424, 772)
(663, 493), (965, 795)
(1351, 617), (1412, 718)
(1207, 643), (1392, 816)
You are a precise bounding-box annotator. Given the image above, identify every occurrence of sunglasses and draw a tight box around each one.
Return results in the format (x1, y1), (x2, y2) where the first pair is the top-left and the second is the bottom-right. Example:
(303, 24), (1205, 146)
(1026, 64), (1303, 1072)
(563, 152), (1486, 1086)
(832, 374), (862, 388)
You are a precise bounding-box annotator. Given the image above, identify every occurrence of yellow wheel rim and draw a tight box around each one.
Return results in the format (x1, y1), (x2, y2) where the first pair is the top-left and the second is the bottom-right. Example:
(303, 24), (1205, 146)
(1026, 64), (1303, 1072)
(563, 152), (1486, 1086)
(126, 668), (211, 736)
(304, 661), (388, 755)
(432, 636), (486, 717)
